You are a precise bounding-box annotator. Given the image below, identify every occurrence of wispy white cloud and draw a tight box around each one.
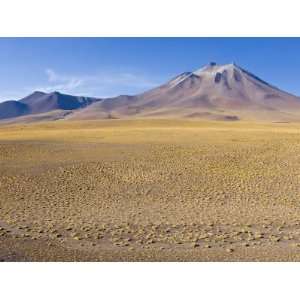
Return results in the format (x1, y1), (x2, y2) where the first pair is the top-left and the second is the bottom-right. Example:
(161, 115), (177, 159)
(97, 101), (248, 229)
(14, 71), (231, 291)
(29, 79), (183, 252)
(0, 69), (161, 102)
(35, 68), (159, 97)
(45, 69), (83, 90)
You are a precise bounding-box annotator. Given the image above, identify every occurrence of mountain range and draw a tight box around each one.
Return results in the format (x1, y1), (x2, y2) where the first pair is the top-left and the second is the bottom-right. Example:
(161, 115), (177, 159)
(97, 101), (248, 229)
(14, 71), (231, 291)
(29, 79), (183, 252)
(1, 62), (300, 123)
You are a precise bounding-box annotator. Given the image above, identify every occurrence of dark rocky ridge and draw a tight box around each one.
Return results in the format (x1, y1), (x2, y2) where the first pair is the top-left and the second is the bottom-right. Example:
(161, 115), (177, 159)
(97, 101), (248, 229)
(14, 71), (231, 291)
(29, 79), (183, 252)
(0, 91), (100, 120)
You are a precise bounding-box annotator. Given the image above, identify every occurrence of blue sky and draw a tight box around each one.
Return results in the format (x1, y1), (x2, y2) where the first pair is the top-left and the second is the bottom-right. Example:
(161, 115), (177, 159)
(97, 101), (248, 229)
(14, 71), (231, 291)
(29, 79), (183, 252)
(0, 38), (300, 101)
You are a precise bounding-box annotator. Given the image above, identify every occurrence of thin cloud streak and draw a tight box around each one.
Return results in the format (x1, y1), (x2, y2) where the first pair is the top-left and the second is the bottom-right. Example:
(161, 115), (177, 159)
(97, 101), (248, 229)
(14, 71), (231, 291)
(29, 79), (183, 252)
(0, 69), (161, 102)
(37, 69), (159, 97)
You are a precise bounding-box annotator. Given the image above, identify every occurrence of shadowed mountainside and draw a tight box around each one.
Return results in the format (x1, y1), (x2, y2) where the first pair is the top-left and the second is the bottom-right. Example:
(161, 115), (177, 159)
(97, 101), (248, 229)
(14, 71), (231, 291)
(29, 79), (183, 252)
(0, 101), (29, 119)
(0, 91), (100, 120)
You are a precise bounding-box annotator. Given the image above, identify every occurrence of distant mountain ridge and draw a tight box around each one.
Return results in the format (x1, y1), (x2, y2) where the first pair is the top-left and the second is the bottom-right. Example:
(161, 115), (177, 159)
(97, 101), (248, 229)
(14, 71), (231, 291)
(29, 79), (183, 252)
(1, 62), (300, 122)
(0, 101), (29, 119)
(0, 91), (100, 120)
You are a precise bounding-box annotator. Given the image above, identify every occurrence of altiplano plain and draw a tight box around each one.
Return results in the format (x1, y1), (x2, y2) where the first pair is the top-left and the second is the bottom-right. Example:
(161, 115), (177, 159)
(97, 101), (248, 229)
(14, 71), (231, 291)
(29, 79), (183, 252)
(1, 119), (300, 261)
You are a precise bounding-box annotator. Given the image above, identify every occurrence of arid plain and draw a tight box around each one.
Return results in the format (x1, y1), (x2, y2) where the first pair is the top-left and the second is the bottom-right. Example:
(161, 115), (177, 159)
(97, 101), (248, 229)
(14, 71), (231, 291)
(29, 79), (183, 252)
(1, 119), (300, 261)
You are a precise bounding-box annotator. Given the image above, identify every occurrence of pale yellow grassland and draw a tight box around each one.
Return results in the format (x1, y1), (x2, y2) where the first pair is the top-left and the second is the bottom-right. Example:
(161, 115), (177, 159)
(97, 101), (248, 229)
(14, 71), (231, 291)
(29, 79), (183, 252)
(1, 119), (300, 261)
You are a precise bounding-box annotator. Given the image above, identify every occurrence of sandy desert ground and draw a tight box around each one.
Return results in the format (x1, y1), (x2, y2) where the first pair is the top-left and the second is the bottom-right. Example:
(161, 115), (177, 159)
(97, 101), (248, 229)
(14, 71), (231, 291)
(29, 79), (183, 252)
(1, 119), (300, 261)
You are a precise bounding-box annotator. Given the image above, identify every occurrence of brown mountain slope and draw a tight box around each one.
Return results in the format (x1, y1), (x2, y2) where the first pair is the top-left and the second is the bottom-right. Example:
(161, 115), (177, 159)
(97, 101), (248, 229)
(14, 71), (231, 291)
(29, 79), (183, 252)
(68, 63), (300, 121)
